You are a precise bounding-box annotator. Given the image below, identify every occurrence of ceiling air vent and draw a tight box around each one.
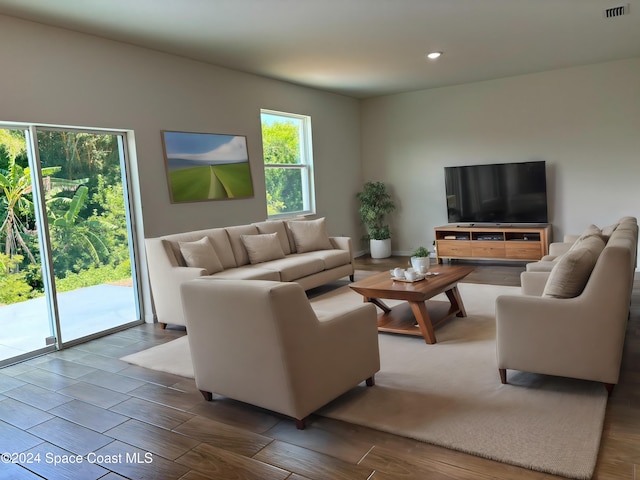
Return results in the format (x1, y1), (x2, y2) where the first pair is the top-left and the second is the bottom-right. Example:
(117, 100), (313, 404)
(604, 4), (630, 18)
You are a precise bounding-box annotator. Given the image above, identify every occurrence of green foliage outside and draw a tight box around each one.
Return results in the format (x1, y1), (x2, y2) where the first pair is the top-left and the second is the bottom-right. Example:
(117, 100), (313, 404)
(55, 261), (132, 292)
(0, 129), (133, 307)
(261, 121), (304, 215)
(47, 185), (114, 273)
(0, 253), (33, 304)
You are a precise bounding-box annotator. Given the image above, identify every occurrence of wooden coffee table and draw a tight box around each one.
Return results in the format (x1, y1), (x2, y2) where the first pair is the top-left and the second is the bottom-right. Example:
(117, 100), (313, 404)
(350, 265), (475, 344)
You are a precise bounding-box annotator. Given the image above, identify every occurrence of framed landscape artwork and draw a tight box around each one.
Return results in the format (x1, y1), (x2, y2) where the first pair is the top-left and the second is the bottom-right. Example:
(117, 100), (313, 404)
(161, 130), (255, 203)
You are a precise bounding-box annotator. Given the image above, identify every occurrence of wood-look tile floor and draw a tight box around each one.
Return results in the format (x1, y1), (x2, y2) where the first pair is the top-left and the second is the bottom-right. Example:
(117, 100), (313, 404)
(0, 257), (638, 479)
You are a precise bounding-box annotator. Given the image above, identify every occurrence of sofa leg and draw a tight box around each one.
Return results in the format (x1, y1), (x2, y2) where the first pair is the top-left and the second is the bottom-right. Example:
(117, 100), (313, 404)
(604, 383), (615, 396)
(366, 376), (375, 387)
(350, 273), (355, 282)
(200, 390), (213, 401)
(499, 368), (507, 384)
(160, 322), (167, 329)
(295, 418), (306, 430)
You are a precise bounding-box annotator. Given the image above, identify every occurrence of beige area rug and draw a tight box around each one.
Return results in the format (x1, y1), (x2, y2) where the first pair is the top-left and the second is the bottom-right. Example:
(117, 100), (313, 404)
(121, 282), (607, 479)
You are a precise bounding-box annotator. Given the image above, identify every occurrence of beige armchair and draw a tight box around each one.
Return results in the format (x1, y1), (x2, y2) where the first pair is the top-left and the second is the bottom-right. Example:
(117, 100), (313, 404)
(180, 278), (380, 429)
(496, 220), (637, 392)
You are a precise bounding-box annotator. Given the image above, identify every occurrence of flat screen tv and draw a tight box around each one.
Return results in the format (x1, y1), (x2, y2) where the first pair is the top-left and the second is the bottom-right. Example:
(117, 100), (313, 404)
(444, 161), (548, 224)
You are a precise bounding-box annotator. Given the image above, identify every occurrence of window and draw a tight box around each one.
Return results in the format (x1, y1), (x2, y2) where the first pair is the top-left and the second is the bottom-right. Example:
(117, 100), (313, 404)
(260, 110), (315, 217)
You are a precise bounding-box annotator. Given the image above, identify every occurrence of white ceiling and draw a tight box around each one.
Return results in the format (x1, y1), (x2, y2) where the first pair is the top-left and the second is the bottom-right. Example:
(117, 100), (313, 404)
(1, 0), (639, 98)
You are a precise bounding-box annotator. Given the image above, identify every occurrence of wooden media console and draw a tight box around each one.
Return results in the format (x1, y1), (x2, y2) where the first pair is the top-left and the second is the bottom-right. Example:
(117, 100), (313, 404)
(435, 224), (552, 263)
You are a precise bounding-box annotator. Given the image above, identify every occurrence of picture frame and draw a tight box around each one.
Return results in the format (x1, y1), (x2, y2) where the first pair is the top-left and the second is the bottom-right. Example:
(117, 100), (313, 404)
(161, 130), (254, 203)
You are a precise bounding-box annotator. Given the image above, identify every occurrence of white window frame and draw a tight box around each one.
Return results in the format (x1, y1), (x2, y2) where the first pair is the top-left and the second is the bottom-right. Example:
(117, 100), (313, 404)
(260, 109), (315, 218)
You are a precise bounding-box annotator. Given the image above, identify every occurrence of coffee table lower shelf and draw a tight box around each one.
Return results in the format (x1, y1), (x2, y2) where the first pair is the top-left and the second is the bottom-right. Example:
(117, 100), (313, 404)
(376, 300), (461, 337)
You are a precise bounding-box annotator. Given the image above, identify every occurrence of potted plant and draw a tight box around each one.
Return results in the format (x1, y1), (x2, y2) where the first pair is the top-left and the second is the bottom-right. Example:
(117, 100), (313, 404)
(357, 181), (396, 259)
(410, 246), (431, 273)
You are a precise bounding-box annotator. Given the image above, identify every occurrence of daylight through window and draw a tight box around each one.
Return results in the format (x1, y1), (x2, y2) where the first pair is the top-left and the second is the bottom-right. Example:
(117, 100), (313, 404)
(260, 110), (314, 217)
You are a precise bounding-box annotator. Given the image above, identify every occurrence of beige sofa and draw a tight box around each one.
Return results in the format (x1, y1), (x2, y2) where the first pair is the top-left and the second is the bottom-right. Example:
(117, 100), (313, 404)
(145, 217), (355, 327)
(180, 278), (380, 429)
(526, 217), (637, 273)
(496, 217), (638, 391)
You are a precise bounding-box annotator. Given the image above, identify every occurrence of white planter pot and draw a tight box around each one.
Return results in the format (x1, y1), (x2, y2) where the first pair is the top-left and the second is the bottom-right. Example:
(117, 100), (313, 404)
(370, 239), (391, 259)
(410, 256), (431, 273)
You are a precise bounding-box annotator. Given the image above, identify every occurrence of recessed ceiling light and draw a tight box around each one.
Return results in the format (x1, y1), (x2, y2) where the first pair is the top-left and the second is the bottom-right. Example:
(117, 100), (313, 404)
(426, 52), (442, 60)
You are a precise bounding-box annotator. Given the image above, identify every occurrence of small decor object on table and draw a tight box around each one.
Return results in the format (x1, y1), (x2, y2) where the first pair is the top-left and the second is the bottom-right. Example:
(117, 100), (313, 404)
(390, 267), (425, 282)
(410, 246), (431, 274)
(391, 267), (405, 278)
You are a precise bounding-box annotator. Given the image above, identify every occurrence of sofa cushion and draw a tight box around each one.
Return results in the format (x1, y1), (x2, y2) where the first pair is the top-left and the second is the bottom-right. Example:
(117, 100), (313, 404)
(601, 223), (618, 239)
(226, 225), (259, 266)
(301, 249), (352, 270)
(287, 217), (333, 253)
(162, 228), (237, 269)
(253, 221), (292, 255)
(543, 235), (605, 298)
(572, 224), (603, 244)
(258, 255), (325, 282)
(209, 266), (281, 281)
(204, 228), (237, 269)
(241, 233), (286, 264)
(178, 237), (224, 275)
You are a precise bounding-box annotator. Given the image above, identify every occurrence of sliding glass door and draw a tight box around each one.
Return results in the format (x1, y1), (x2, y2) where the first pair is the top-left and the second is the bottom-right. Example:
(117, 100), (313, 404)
(0, 125), (141, 364)
(0, 128), (55, 361)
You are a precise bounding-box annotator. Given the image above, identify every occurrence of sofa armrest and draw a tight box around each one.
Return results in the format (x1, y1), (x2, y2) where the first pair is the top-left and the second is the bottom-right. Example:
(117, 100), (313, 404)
(520, 271), (549, 296)
(564, 234), (581, 243)
(548, 241), (574, 257)
(313, 302), (380, 384)
(525, 261), (556, 273)
(152, 266), (207, 325)
(330, 236), (355, 270)
(330, 236), (352, 252)
(145, 237), (208, 326)
(496, 294), (623, 383)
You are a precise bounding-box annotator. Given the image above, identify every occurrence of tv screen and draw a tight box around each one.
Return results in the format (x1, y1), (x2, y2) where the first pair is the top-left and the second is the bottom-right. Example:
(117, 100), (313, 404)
(444, 161), (548, 224)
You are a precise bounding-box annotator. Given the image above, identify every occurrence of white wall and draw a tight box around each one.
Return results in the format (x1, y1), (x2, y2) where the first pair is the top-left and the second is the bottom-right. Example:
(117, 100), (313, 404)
(2, 13), (638, 263)
(361, 58), (640, 254)
(0, 15), (362, 240)
(0, 15), (362, 321)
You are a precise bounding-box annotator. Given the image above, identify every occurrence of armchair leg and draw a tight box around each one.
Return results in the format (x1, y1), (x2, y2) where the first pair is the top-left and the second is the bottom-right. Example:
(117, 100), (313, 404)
(160, 323), (167, 329)
(499, 368), (507, 384)
(350, 273), (355, 282)
(200, 390), (213, 401)
(295, 418), (306, 430)
(366, 375), (375, 386)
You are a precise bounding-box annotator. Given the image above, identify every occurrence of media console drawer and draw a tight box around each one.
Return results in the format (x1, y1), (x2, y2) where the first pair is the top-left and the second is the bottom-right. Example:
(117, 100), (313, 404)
(472, 241), (506, 258)
(505, 242), (542, 259)
(437, 240), (472, 257)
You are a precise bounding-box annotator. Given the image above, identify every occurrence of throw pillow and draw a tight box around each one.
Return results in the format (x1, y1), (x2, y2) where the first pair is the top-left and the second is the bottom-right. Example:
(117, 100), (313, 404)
(568, 224), (604, 252)
(287, 217), (334, 253)
(178, 237), (224, 275)
(543, 236), (605, 298)
(253, 220), (292, 255)
(240, 233), (286, 264)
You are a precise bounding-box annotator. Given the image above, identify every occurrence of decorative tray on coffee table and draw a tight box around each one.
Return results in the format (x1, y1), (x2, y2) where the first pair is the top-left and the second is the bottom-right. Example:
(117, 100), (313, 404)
(391, 274), (425, 283)
(390, 272), (440, 283)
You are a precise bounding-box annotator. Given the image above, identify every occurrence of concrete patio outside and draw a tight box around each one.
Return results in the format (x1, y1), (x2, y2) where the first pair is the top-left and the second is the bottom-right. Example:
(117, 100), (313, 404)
(0, 283), (139, 362)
